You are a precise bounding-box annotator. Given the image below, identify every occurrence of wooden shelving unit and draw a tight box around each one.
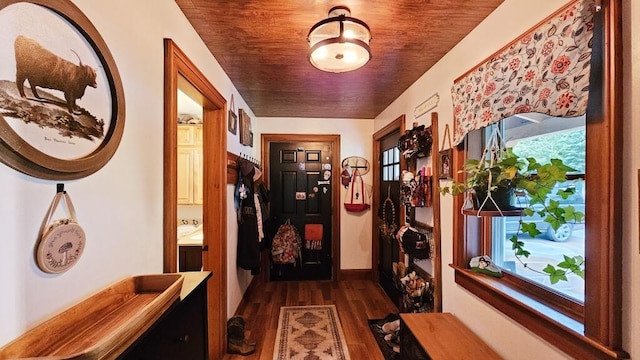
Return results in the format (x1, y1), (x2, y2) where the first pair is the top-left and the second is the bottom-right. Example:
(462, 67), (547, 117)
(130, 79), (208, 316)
(399, 112), (442, 313)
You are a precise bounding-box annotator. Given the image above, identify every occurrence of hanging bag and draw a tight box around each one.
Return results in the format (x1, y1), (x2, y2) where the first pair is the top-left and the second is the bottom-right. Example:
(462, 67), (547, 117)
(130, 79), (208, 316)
(344, 169), (370, 212)
(271, 219), (302, 265)
(36, 189), (86, 274)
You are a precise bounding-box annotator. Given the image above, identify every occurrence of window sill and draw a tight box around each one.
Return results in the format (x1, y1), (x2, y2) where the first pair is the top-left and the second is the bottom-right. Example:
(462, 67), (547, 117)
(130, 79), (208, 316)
(452, 265), (628, 360)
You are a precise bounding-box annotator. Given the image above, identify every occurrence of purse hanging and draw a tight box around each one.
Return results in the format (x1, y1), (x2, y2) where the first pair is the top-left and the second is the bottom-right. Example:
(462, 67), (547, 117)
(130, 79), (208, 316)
(36, 188), (86, 274)
(344, 169), (370, 212)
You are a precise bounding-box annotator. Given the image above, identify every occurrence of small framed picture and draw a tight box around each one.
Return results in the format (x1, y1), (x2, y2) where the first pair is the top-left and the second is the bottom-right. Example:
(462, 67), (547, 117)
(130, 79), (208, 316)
(228, 109), (237, 134)
(228, 94), (237, 134)
(438, 149), (453, 179)
(239, 108), (252, 146)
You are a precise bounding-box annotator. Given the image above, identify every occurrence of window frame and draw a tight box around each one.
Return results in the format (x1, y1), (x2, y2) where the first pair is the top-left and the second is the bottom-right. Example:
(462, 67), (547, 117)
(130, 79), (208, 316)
(450, 1), (627, 359)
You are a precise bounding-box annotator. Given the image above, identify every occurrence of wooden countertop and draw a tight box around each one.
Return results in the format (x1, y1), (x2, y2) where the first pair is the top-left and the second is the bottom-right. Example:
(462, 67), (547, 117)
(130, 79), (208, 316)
(400, 312), (503, 359)
(179, 271), (211, 300)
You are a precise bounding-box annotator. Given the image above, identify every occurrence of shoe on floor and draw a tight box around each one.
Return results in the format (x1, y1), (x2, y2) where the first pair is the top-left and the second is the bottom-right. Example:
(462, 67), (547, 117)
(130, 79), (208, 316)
(228, 339), (256, 355)
(375, 313), (399, 328)
(381, 319), (400, 334)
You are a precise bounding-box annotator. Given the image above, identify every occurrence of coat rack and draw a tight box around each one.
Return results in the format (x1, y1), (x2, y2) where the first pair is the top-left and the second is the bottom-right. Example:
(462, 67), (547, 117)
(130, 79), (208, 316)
(227, 152), (261, 185)
(238, 152), (260, 168)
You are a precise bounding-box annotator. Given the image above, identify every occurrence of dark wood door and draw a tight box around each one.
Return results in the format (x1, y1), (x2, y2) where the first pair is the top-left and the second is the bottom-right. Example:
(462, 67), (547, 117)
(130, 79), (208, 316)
(378, 130), (402, 303)
(269, 141), (333, 281)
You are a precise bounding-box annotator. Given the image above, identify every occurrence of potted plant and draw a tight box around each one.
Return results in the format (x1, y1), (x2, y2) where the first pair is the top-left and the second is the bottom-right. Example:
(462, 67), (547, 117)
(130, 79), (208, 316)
(440, 148), (526, 211)
(440, 147), (585, 284)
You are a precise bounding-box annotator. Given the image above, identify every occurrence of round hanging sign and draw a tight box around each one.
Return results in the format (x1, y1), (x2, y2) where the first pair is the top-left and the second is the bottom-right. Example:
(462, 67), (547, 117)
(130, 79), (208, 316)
(35, 189), (85, 274)
(36, 220), (86, 274)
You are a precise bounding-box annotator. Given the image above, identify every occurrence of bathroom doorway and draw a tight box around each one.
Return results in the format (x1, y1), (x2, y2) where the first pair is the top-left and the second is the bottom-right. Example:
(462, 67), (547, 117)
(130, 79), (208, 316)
(163, 39), (227, 359)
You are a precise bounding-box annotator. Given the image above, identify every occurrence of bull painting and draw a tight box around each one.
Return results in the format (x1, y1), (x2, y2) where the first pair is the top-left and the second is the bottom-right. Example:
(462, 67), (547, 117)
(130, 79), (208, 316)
(14, 35), (97, 114)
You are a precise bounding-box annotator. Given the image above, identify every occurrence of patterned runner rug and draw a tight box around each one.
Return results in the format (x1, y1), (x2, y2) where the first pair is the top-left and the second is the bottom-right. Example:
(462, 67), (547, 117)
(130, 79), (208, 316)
(273, 305), (351, 360)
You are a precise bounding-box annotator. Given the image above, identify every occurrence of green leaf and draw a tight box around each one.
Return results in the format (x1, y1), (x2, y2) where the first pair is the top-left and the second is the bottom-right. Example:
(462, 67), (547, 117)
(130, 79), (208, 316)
(544, 215), (561, 231)
(550, 158), (577, 172)
(543, 265), (568, 284)
(556, 187), (576, 199)
(521, 222), (541, 237)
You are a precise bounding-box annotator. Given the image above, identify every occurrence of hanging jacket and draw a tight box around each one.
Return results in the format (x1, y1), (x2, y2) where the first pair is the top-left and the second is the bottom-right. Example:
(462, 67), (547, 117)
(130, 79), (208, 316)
(236, 161), (260, 273)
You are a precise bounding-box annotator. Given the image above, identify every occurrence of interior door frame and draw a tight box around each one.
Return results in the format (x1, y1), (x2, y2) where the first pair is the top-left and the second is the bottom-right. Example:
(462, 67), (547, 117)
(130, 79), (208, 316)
(261, 134), (341, 281)
(371, 115), (406, 282)
(163, 39), (227, 359)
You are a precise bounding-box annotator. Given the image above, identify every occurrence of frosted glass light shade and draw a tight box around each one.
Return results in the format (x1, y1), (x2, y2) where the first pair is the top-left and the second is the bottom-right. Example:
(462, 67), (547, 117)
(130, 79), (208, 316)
(307, 6), (372, 73)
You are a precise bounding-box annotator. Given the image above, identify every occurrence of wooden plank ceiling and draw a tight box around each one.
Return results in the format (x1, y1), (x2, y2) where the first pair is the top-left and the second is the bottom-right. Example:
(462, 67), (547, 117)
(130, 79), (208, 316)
(175, 1), (505, 119)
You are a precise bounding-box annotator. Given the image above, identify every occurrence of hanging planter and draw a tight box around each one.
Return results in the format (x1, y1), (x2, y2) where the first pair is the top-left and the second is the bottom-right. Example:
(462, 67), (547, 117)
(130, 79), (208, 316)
(440, 124), (586, 283)
(442, 126), (523, 215)
(472, 187), (514, 212)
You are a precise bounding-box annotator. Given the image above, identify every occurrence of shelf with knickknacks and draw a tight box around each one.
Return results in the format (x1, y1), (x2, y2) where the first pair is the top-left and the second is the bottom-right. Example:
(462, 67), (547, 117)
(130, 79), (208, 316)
(393, 112), (442, 313)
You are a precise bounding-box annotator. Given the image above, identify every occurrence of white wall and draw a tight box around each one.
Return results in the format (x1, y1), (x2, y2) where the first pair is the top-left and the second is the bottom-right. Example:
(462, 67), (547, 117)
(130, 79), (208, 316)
(621, 0), (639, 357)
(257, 118), (375, 270)
(0, 0), (255, 345)
(376, 0), (639, 359)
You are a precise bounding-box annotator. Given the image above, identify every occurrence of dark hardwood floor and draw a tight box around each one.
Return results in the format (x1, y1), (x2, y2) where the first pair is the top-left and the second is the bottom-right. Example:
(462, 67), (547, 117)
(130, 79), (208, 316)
(222, 278), (399, 359)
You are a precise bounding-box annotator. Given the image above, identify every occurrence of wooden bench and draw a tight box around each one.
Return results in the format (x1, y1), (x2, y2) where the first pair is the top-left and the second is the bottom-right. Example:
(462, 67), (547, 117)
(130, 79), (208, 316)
(400, 312), (503, 359)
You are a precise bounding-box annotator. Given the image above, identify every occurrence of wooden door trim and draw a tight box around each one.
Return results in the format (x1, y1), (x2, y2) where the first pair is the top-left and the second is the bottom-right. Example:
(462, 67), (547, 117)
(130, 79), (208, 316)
(163, 39), (227, 359)
(261, 134), (341, 281)
(371, 116), (406, 282)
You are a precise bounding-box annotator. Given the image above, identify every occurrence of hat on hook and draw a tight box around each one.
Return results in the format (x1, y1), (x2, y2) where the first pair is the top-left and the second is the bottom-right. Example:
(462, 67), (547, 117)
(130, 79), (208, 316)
(239, 158), (254, 177)
(253, 166), (263, 183)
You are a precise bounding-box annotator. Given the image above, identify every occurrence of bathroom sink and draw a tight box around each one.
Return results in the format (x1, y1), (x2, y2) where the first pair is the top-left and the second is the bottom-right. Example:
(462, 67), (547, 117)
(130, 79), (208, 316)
(178, 232), (203, 245)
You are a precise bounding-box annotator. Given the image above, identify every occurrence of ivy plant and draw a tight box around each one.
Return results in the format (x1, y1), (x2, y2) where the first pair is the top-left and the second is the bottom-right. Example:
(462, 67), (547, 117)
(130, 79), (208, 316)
(441, 148), (585, 284)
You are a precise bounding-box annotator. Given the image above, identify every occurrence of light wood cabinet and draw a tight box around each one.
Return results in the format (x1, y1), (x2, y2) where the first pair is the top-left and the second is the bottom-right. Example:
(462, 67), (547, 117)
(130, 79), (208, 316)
(178, 124), (203, 146)
(177, 125), (203, 205)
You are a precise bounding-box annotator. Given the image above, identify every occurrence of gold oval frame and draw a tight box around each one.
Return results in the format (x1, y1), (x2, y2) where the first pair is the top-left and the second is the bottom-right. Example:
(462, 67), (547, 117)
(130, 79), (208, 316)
(0, 0), (125, 180)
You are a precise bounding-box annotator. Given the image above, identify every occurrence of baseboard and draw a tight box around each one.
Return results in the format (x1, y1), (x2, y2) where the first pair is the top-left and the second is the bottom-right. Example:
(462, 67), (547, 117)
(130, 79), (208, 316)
(231, 275), (260, 317)
(339, 269), (373, 280)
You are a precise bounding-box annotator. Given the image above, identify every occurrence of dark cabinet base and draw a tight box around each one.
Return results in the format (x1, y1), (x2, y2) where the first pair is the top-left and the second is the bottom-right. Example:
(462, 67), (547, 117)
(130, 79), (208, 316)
(400, 317), (430, 360)
(119, 272), (210, 360)
(179, 245), (203, 272)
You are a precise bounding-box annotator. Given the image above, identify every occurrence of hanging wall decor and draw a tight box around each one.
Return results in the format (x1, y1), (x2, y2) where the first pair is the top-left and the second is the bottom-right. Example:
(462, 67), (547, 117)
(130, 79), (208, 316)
(228, 94), (237, 135)
(414, 93), (439, 119)
(0, 0), (125, 180)
(438, 124), (453, 179)
(36, 184), (85, 274)
(239, 108), (252, 147)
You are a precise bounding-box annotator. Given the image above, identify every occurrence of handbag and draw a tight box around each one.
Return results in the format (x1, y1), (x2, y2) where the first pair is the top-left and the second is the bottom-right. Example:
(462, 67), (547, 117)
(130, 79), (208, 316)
(35, 190), (86, 274)
(344, 169), (371, 212)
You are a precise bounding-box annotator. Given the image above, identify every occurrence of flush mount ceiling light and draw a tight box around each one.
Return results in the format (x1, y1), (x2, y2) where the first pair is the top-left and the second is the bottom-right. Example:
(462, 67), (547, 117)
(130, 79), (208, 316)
(307, 6), (372, 73)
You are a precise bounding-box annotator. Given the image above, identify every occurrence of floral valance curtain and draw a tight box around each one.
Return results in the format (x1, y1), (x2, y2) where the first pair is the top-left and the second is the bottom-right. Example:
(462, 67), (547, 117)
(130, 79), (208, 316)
(451, 0), (596, 145)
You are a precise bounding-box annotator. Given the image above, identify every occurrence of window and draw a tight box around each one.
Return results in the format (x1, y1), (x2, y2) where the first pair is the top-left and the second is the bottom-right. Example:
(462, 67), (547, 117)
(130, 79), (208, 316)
(450, 1), (625, 358)
(382, 146), (400, 182)
(489, 115), (586, 302)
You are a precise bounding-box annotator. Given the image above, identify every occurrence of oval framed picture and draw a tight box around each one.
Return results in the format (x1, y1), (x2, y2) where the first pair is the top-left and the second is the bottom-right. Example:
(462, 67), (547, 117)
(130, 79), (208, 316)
(0, 0), (125, 180)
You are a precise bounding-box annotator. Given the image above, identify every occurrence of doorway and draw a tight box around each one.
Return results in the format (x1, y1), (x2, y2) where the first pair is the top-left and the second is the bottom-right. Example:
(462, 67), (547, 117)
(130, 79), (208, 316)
(262, 134), (341, 281)
(372, 115), (406, 304)
(163, 39), (227, 359)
